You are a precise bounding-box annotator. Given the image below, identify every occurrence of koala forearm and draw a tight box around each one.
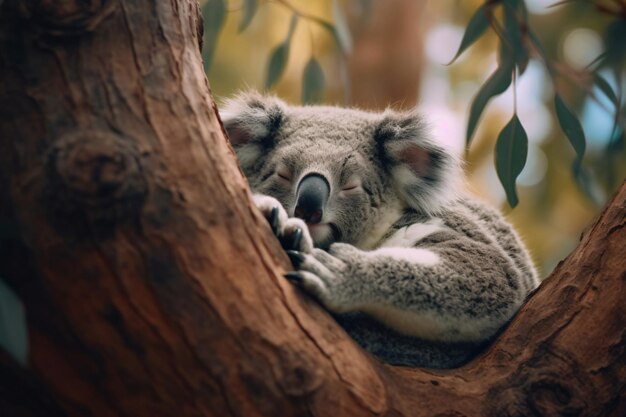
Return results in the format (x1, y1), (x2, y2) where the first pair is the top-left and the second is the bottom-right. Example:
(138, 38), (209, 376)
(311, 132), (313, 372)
(348, 244), (527, 343)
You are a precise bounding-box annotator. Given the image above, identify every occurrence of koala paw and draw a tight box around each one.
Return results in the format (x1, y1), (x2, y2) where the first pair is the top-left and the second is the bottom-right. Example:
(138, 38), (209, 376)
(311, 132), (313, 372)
(285, 246), (361, 313)
(253, 194), (314, 253)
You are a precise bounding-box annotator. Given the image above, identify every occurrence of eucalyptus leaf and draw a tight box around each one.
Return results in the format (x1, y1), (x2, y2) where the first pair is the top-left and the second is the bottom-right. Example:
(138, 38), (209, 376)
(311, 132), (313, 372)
(266, 43), (289, 88)
(302, 57), (325, 104)
(448, 3), (491, 65)
(495, 115), (528, 208)
(202, 0), (227, 71)
(265, 15), (299, 89)
(0, 279), (28, 367)
(466, 60), (514, 146)
(238, 0), (258, 32)
(502, 1), (529, 73)
(601, 19), (626, 69)
(554, 94), (586, 172)
(593, 73), (620, 108)
(332, 0), (353, 55)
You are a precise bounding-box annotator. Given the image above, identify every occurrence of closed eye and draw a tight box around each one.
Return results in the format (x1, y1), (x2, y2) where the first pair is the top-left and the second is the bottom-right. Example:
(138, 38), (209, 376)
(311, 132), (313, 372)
(277, 171), (291, 181)
(341, 178), (362, 193)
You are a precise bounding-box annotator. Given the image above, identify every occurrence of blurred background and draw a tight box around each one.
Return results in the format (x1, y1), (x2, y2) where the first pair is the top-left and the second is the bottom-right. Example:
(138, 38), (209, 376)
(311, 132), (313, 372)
(201, 0), (626, 278)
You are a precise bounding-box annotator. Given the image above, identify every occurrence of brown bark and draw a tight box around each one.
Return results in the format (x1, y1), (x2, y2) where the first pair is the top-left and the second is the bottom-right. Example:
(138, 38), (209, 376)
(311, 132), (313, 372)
(0, 1), (624, 417)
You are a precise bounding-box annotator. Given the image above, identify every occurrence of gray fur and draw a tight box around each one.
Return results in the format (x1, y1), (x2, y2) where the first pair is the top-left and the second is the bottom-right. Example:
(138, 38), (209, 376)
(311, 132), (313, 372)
(223, 92), (539, 368)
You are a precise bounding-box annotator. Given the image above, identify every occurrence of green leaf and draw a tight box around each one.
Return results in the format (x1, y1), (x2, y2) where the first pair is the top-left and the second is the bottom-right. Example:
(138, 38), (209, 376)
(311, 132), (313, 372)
(495, 114), (528, 208)
(266, 43), (289, 88)
(466, 60), (514, 146)
(265, 15), (299, 89)
(502, 1), (529, 73)
(202, 0), (227, 71)
(332, 0), (353, 55)
(238, 0), (258, 32)
(593, 73), (620, 108)
(601, 19), (626, 69)
(448, 3), (491, 65)
(302, 57), (325, 104)
(0, 279), (28, 367)
(554, 94), (586, 172)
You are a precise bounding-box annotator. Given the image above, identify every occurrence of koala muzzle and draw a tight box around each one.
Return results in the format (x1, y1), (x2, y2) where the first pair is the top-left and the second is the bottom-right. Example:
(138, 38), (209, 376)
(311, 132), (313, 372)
(294, 173), (330, 224)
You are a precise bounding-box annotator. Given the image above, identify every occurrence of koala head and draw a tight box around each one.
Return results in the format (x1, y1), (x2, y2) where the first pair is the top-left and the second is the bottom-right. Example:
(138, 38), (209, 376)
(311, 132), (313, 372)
(222, 92), (461, 249)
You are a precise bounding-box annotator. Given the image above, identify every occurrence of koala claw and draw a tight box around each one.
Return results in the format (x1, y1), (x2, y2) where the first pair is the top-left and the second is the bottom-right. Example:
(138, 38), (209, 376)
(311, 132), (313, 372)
(286, 250), (304, 268)
(270, 207), (280, 236)
(283, 248), (358, 313)
(290, 228), (303, 251)
(284, 271), (304, 284)
(253, 194), (314, 253)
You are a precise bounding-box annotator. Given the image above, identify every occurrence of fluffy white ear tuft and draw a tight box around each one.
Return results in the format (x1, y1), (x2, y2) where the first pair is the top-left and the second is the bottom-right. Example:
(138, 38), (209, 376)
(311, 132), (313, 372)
(219, 91), (286, 171)
(376, 111), (462, 214)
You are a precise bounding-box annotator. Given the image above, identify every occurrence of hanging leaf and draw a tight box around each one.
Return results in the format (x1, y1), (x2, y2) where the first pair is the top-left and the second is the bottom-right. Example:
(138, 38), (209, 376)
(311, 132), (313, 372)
(332, 0), (353, 55)
(573, 166), (605, 207)
(502, 1), (529, 74)
(600, 19), (626, 69)
(607, 126), (625, 154)
(495, 114), (528, 208)
(265, 15), (299, 89)
(593, 73), (620, 108)
(266, 43), (289, 88)
(202, 0), (227, 72)
(0, 279), (28, 367)
(554, 94), (586, 172)
(448, 3), (492, 65)
(238, 0), (258, 33)
(466, 60), (514, 146)
(302, 57), (325, 104)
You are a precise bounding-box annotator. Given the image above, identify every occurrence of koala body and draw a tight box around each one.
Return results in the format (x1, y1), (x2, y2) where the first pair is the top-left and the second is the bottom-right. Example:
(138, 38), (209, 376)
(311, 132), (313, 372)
(223, 92), (539, 368)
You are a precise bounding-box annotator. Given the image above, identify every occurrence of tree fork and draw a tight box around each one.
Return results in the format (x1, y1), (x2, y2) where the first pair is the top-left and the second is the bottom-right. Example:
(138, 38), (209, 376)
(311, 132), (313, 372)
(0, 1), (624, 416)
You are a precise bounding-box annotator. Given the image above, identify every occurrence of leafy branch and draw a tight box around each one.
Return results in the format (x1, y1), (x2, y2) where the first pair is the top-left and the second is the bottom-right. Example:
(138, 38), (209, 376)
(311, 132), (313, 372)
(452, 0), (625, 207)
(202, 0), (352, 104)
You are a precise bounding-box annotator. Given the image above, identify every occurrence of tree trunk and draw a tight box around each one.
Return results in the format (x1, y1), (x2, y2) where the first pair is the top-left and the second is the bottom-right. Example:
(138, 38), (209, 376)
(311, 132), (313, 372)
(0, 1), (624, 417)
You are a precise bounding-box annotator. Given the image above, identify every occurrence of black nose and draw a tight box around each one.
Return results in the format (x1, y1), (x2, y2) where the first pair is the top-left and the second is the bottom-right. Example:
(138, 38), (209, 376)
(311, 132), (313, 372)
(294, 173), (330, 224)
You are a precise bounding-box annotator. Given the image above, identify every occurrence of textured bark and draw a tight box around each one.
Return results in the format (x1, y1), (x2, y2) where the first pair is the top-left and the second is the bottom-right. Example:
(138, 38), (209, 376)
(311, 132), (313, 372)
(0, 1), (624, 417)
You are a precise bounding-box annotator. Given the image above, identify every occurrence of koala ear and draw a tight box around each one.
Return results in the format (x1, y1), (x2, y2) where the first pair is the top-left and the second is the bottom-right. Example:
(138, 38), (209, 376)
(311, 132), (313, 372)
(220, 91), (285, 171)
(376, 111), (461, 213)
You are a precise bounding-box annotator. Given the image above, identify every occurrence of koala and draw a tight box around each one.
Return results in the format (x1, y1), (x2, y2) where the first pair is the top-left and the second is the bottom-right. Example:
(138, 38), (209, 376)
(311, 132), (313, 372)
(222, 92), (539, 368)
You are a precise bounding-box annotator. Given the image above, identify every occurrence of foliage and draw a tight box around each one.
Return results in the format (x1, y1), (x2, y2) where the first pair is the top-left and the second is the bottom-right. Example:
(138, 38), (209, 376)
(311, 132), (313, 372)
(450, 0), (624, 207)
(200, 0), (625, 208)
(0, 278), (28, 367)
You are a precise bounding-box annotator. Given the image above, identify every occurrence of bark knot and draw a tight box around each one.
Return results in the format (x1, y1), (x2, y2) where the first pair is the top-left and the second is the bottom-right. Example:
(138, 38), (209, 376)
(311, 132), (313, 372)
(486, 349), (596, 417)
(19, 0), (116, 36)
(44, 129), (147, 238)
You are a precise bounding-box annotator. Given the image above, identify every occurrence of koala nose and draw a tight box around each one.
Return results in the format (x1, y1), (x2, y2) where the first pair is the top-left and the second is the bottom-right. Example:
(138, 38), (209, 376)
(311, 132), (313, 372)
(294, 173), (330, 224)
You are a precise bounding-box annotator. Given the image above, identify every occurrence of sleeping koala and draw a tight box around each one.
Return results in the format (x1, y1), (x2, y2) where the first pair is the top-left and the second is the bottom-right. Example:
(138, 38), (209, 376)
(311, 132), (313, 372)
(222, 92), (539, 368)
